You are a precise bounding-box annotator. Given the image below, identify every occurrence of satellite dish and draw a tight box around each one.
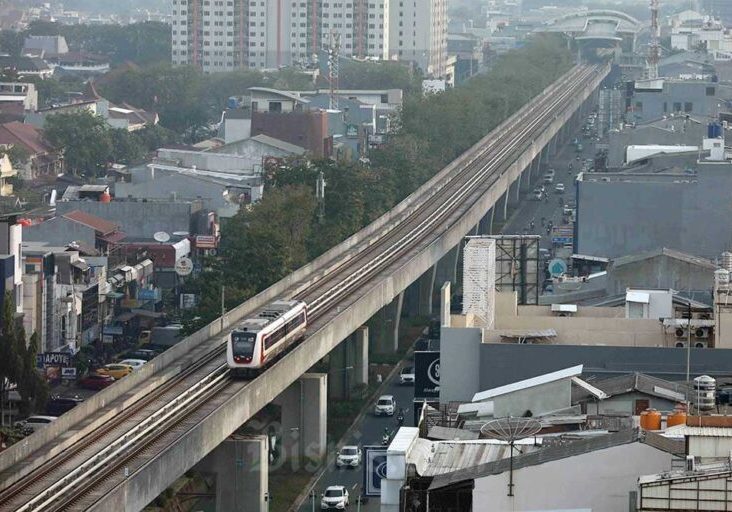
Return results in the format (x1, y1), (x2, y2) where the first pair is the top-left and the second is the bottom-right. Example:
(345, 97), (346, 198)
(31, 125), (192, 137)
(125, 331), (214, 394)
(481, 417), (541, 497)
(153, 231), (170, 243)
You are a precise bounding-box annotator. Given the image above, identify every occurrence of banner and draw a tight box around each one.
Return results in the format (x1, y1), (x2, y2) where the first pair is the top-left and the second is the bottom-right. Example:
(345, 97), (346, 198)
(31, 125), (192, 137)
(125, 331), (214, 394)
(414, 351), (440, 399)
(363, 446), (387, 497)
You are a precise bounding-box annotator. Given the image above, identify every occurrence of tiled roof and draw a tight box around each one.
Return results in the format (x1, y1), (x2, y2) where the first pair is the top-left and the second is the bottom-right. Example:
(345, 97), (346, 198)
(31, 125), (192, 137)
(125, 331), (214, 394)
(0, 121), (51, 155)
(62, 210), (119, 236)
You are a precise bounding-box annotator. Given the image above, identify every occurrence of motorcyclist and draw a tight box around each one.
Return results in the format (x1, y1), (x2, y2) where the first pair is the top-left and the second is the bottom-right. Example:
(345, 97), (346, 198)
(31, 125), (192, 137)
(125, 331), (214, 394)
(530, 219), (535, 229)
(382, 428), (390, 445)
(397, 409), (405, 426)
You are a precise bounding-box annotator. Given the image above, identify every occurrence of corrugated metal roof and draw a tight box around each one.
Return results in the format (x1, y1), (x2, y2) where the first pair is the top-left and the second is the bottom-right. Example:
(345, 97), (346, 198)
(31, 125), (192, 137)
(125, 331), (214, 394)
(473, 365), (583, 402)
(664, 425), (732, 437)
(572, 373), (689, 403)
(387, 427), (419, 454)
(427, 426), (480, 441)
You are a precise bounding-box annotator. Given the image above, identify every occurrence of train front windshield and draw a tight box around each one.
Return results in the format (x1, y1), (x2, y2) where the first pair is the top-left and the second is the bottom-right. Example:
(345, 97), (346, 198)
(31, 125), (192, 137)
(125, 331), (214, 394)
(232, 332), (257, 358)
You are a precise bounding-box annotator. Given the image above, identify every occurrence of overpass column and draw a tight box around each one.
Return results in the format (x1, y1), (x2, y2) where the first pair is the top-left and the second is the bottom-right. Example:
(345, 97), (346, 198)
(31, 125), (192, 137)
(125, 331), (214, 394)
(193, 435), (269, 512)
(434, 245), (459, 295)
(328, 326), (369, 399)
(273, 373), (327, 469)
(502, 189), (509, 220)
(369, 291), (404, 354)
(403, 266), (436, 317)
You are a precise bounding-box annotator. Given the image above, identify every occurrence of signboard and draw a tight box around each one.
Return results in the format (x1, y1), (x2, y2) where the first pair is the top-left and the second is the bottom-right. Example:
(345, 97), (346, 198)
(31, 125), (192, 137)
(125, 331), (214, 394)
(175, 257), (194, 276)
(138, 288), (158, 301)
(548, 258), (568, 277)
(363, 446), (387, 497)
(195, 235), (217, 249)
(61, 367), (77, 380)
(102, 335), (114, 344)
(36, 352), (71, 368)
(346, 124), (358, 137)
(81, 284), (99, 331)
(180, 293), (198, 310)
(103, 325), (124, 336)
(414, 351), (440, 400)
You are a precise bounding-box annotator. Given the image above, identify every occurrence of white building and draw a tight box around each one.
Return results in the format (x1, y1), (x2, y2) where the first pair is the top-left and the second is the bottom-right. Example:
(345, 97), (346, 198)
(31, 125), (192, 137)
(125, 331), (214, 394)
(172, 1), (446, 76)
(389, 0), (448, 77)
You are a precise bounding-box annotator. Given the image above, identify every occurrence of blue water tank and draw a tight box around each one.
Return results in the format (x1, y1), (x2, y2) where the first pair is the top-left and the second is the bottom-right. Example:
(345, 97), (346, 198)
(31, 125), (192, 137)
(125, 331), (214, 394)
(708, 123), (722, 138)
(227, 97), (238, 110)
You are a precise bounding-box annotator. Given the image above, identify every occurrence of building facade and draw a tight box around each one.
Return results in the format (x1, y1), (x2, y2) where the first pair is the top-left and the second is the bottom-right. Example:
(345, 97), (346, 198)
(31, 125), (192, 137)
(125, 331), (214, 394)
(172, 0), (446, 76)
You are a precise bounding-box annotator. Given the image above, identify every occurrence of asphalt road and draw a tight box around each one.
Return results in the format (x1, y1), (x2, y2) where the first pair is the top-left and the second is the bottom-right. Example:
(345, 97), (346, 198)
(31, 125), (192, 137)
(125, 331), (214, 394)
(502, 129), (597, 255)
(298, 360), (417, 512)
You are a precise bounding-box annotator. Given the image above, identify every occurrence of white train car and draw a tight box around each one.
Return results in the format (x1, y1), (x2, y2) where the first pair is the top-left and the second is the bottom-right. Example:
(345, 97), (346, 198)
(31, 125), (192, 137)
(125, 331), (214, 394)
(227, 300), (307, 377)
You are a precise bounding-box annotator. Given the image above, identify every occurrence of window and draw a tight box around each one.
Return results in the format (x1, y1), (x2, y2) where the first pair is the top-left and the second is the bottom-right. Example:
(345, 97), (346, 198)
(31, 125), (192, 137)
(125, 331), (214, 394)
(706, 86), (716, 96)
(269, 101), (282, 112)
(684, 102), (693, 113)
(673, 102), (682, 112)
(634, 101), (643, 112)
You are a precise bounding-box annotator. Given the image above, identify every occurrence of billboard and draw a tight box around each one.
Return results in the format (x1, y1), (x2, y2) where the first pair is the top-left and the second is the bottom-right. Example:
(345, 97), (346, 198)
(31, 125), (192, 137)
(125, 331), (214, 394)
(363, 446), (387, 497)
(414, 351), (440, 400)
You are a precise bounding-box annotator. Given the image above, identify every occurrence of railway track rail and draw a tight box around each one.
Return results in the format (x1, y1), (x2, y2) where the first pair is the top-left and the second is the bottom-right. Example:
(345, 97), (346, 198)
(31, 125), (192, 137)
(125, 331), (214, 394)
(0, 63), (607, 511)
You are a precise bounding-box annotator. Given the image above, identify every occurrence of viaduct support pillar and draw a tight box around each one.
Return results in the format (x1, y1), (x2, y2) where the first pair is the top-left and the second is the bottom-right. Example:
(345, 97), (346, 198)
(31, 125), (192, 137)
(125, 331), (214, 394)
(502, 189), (510, 220)
(193, 435), (269, 512)
(273, 373), (327, 469)
(403, 267), (436, 317)
(369, 291), (403, 354)
(328, 326), (369, 400)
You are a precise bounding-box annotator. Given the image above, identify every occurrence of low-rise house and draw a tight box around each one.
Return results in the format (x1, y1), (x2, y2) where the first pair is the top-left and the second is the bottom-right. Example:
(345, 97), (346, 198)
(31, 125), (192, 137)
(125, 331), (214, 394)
(0, 154), (16, 196)
(0, 56), (53, 79)
(0, 121), (63, 180)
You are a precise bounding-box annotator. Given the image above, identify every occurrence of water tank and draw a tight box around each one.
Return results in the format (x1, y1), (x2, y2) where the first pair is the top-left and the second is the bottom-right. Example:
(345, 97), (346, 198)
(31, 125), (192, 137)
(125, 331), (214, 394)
(667, 409), (687, 428)
(721, 252), (732, 272)
(715, 268), (730, 286)
(693, 375), (716, 412)
(640, 409), (662, 430)
(708, 123), (722, 138)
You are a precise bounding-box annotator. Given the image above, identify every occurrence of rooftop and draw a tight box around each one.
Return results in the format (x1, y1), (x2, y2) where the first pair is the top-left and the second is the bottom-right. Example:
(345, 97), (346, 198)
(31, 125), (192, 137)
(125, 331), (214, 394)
(473, 365), (583, 402)
(62, 210), (119, 236)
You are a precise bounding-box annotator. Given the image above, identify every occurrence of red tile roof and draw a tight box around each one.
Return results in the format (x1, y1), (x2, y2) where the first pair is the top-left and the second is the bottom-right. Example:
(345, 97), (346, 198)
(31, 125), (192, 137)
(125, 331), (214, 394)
(62, 210), (119, 236)
(0, 121), (52, 155)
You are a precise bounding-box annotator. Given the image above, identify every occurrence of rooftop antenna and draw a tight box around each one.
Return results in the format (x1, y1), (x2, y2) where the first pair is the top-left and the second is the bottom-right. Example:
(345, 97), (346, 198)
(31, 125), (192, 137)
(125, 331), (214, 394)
(481, 417), (542, 497)
(648, 0), (661, 80)
(328, 30), (341, 110)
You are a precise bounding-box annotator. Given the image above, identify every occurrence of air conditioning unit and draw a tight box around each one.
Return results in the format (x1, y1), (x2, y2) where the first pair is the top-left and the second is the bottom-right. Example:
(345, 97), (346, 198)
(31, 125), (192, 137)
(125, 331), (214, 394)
(675, 327), (687, 338)
(695, 327), (710, 339)
(675, 341), (687, 348)
(694, 341), (709, 349)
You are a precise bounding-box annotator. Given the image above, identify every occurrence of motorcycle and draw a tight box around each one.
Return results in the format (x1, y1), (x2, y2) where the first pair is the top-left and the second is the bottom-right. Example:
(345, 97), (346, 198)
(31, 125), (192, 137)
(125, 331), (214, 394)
(397, 410), (405, 426)
(382, 432), (390, 445)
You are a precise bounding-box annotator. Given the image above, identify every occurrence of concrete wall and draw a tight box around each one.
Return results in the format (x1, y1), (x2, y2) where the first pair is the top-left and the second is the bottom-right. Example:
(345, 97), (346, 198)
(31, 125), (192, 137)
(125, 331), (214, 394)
(493, 379), (571, 417)
(607, 123), (706, 168)
(607, 254), (715, 296)
(440, 327), (482, 403)
(577, 161), (732, 259)
(55, 201), (193, 239)
(689, 436), (732, 458)
(476, 344), (732, 389)
(156, 148), (262, 174)
(473, 442), (671, 512)
(22, 216), (96, 248)
(629, 81), (732, 124)
(587, 392), (678, 416)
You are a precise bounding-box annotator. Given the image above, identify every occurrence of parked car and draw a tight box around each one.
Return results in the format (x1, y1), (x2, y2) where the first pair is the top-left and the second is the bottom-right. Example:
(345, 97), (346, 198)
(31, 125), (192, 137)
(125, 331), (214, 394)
(45, 396), (84, 416)
(118, 359), (147, 371)
(374, 395), (396, 416)
(336, 445), (362, 468)
(554, 183), (565, 193)
(79, 373), (115, 390)
(321, 485), (349, 510)
(96, 364), (133, 380)
(399, 366), (415, 385)
(542, 173), (554, 184)
(15, 415), (57, 435)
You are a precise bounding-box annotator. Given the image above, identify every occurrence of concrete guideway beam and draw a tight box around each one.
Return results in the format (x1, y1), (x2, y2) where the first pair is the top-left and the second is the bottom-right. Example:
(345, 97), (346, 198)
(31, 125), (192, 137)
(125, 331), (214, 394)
(193, 435), (269, 512)
(78, 66), (610, 512)
(403, 266), (436, 318)
(434, 245), (459, 296)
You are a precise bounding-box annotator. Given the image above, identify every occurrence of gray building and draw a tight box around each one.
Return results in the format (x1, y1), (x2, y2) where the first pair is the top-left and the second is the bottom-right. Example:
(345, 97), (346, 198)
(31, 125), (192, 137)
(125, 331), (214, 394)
(628, 80), (732, 125)
(55, 200), (198, 239)
(23, 216), (96, 248)
(576, 153), (732, 259)
(607, 115), (706, 168)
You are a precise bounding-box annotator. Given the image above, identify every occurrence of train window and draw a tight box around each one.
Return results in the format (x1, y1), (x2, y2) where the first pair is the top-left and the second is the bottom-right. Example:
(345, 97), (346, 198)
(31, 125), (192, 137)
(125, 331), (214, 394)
(232, 332), (256, 357)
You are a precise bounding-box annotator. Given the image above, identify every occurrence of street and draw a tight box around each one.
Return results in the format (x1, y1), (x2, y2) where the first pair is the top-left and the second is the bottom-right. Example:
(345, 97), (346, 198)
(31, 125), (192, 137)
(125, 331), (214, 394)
(298, 361), (416, 512)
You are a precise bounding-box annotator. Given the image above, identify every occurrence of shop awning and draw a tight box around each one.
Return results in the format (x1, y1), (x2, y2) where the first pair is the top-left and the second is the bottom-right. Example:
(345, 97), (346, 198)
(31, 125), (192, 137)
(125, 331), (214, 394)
(105, 291), (124, 299)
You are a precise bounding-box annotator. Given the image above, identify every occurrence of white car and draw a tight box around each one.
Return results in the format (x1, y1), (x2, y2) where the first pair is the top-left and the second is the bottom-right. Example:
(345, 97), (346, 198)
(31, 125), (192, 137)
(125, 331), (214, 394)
(321, 485), (349, 510)
(399, 366), (415, 385)
(374, 395), (396, 416)
(15, 415), (57, 435)
(336, 445), (361, 468)
(118, 359), (147, 371)
(554, 183), (565, 193)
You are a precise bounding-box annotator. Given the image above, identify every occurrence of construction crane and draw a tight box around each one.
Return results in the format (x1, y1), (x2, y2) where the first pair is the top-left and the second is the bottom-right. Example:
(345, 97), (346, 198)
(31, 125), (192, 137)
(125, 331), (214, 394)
(648, 0), (661, 80)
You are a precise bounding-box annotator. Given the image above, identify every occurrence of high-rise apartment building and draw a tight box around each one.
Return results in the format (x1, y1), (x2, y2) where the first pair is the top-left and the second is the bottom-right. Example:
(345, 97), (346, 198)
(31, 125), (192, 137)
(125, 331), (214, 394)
(389, 0), (448, 78)
(172, 0), (445, 77)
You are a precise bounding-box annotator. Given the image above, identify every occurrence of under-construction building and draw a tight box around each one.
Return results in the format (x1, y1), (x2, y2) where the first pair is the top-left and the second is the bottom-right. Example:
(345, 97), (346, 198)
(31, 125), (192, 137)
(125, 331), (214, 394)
(171, 0), (393, 73)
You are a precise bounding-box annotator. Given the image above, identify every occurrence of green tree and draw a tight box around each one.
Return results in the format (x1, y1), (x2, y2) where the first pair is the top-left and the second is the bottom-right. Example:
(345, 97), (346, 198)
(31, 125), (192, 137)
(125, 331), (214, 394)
(0, 31), (23, 57)
(0, 292), (20, 426)
(17, 332), (47, 417)
(109, 129), (145, 165)
(44, 110), (112, 176)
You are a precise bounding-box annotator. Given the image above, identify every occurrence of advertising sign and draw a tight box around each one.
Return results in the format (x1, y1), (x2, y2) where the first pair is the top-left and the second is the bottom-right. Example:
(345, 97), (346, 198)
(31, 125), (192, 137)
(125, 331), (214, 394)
(81, 284), (99, 331)
(36, 353), (71, 368)
(61, 367), (77, 380)
(195, 235), (217, 249)
(363, 446), (387, 497)
(414, 351), (440, 400)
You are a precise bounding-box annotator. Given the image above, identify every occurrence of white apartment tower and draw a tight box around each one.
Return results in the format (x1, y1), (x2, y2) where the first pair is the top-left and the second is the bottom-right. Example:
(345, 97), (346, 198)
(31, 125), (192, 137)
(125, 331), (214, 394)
(171, 0), (444, 75)
(389, 0), (447, 78)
